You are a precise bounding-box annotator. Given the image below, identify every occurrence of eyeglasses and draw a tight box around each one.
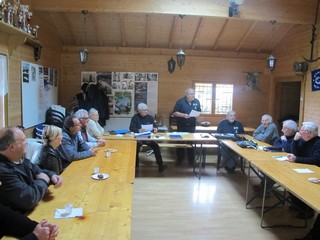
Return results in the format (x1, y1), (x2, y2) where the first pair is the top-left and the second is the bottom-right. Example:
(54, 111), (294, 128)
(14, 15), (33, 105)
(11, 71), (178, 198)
(80, 117), (89, 120)
(300, 129), (310, 133)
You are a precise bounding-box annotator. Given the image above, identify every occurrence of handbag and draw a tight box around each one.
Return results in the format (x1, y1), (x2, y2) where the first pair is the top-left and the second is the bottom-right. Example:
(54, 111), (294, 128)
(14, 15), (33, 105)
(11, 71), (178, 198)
(236, 140), (258, 149)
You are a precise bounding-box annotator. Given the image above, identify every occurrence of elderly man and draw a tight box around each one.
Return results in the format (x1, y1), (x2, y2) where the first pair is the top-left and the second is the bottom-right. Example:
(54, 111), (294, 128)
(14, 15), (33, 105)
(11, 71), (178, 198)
(57, 115), (98, 169)
(217, 110), (245, 172)
(0, 202), (59, 239)
(217, 110), (245, 134)
(0, 127), (63, 213)
(253, 114), (279, 144)
(173, 88), (201, 166)
(287, 122), (320, 220)
(74, 109), (106, 148)
(129, 103), (167, 172)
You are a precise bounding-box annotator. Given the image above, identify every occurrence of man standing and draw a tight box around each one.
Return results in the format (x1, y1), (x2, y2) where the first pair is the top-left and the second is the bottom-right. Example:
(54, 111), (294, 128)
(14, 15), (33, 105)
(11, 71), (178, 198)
(253, 114), (279, 144)
(57, 116), (98, 169)
(217, 110), (245, 172)
(0, 127), (63, 213)
(287, 122), (320, 220)
(173, 88), (201, 166)
(129, 103), (167, 172)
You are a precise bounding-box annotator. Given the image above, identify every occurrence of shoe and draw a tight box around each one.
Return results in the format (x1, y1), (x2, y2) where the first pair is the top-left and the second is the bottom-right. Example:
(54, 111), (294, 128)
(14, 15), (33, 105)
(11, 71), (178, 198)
(158, 164), (168, 172)
(225, 166), (235, 173)
(297, 210), (315, 219)
(295, 232), (313, 240)
(288, 205), (299, 212)
(253, 184), (263, 193)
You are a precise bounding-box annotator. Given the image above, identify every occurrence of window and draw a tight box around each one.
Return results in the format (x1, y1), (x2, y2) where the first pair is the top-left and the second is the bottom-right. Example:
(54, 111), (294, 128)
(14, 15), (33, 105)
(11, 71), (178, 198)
(195, 83), (233, 115)
(0, 55), (7, 127)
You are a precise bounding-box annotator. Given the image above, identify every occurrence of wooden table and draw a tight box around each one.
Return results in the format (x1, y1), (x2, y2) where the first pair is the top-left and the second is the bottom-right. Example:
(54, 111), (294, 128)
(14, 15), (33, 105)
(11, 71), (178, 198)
(170, 125), (256, 135)
(219, 136), (320, 227)
(104, 132), (217, 179)
(4, 140), (136, 240)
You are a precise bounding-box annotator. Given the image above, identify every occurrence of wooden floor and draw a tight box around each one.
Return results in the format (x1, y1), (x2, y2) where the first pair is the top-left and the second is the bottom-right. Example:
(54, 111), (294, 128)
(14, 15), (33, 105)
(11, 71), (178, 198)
(132, 149), (314, 240)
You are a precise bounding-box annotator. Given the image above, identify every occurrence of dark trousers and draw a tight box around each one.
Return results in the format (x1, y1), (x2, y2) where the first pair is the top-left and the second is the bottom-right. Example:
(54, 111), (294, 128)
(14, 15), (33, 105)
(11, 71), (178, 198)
(310, 214), (320, 239)
(289, 193), (314, 215)
(136, 140), (163, 166)
(176, 123), (195, 165)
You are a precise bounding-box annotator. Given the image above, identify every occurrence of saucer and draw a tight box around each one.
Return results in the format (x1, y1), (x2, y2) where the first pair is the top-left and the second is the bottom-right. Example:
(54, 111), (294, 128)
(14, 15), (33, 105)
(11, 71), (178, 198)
(92, 173), (109, 180)
(308, 177), (320, 184)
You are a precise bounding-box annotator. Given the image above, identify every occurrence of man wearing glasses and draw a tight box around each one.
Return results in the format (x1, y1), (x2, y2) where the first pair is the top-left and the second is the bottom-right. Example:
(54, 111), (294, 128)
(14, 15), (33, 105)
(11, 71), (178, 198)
(287, 122), (320, 221)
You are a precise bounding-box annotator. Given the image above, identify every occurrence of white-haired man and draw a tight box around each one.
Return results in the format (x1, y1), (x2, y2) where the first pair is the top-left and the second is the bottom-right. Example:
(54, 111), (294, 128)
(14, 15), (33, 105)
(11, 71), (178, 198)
(129, 103), (167, 172)
(287, 122), (320, 220)
(253, 114), (279, 144)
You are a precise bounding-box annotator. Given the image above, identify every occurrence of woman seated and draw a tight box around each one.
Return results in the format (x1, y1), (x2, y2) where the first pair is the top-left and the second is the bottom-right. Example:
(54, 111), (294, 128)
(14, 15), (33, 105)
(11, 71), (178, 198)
(87, 108), (105, 137)
(38, 125), (63, 175)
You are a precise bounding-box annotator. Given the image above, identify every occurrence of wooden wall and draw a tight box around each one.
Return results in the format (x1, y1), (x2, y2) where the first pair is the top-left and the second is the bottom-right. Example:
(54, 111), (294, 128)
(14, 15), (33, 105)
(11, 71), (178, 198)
(60, 48), (272, 128)
(2, 16), (320, 132)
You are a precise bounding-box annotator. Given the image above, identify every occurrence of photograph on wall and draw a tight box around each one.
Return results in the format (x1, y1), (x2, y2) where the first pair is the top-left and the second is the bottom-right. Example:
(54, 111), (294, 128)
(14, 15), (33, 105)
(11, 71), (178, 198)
(22, 62), (30, 83)
(135, 72), (147, 81)
(30, 65), (37, 82)
(113, 90), (134, 116)
(48, 68), (54, 86)
(147, 73), (158, 81)
(43, 67), (49, 89)
(134, 81), (147, 111)
(81, 71), (97, 86)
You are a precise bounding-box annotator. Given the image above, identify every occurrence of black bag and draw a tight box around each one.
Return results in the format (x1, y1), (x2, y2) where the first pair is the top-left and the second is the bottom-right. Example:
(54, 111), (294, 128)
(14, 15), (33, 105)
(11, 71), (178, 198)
(263, 146), (283, 152)
(236, 140), (258, 149)
(215, 133), (246, 142)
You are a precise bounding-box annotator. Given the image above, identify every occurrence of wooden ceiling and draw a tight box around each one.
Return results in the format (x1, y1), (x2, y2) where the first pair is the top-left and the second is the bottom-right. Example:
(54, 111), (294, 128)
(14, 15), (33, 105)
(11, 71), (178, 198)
(27, 0), (319, 56)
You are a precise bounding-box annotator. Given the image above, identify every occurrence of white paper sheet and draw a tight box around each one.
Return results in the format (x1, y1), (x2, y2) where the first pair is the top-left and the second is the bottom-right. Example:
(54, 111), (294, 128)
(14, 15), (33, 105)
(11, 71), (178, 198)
(141, 124), (153, 131)
(293, 168), (314, 174)
(54, 208), (83, 219)
(189, 110), (200, 117)
(273, 156), (288, 161)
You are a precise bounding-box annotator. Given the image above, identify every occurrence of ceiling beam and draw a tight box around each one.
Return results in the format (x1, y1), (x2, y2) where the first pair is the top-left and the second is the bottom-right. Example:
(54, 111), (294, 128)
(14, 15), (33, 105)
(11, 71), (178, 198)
(29, 0), (317, 25)
(119, 13), (126, 47)
(191, 17), (204, 50)
(235, 21), (256, 52)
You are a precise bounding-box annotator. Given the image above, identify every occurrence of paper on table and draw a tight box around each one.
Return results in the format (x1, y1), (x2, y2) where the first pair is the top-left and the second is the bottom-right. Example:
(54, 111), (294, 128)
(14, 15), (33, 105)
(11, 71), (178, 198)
(293, 168), (314, 174)
(273, 156), (288, 161)
(189, 110), (200, 117)
(54, 208), (83, 219)
(141, 124), (153, 131)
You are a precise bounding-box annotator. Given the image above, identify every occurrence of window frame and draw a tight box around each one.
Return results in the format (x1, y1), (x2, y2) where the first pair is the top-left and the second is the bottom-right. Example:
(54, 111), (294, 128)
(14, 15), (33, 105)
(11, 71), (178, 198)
(193, 81), (234, 117)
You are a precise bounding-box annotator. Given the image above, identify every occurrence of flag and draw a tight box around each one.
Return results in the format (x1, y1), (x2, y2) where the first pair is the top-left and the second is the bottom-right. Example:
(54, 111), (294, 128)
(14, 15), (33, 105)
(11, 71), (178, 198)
(312, 69), (320, 91)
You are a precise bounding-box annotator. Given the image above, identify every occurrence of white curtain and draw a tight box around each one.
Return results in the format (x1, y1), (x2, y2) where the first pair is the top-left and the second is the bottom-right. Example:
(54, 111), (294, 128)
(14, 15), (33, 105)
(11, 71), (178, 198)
(0, 55), (8, 97)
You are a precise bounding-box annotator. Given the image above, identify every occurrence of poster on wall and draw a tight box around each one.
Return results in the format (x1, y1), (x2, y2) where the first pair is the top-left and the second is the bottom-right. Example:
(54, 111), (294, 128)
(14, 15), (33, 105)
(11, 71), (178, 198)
(21, 61), (59, 128)
(81, 71), (158, 118)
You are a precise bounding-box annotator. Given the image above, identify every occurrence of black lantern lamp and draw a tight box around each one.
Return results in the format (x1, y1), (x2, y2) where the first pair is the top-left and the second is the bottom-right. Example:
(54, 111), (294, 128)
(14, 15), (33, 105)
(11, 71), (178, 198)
(267, 20), (277, 71)
(176, 15), (186, 70)
(267, 54), (276, 71)
(79, 10), (89, 64)
(168, 57), (176, 73)
(176, 49), (185, 70)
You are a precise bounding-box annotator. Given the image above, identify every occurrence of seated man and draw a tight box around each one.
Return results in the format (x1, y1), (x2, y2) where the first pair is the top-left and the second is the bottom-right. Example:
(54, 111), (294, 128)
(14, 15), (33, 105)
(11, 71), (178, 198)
(0, 127), (63, 213)
(129, 103), (167, 172)
(74, 109), (106, 148)
(57, 115), (98, 169)
(87, 108), (105, 138)
(253, 114), (279, 144)
(254, 119), (298, 193)
(287, 121), (320, 219)
(217, 110), (245, 172)
(0, 202), (59, 239)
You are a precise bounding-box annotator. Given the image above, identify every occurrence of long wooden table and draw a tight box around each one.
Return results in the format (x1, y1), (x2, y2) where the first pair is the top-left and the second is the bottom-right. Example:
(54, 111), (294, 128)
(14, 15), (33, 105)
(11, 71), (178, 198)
(219, 135), (320, 227)
(4, 140), (136, 240)
(104, 132), (217, 179)
(170, 125), (256, 135)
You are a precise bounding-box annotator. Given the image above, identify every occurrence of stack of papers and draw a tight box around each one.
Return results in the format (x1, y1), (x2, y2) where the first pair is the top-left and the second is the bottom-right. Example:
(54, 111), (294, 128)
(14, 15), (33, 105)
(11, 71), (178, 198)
(134, 131), (151, 137)
(54, 208), (83, 219)
(293, 168), (314, 174)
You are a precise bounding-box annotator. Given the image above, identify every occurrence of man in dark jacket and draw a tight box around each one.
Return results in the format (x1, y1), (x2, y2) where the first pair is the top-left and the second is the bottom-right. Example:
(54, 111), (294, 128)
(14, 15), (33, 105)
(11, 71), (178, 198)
(0, 202), (59, 239)
(217, 110), (245, 172)
(288, 121), (320, 220)
(0, 127), (63, 213)
(130, 103), (167, 172)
